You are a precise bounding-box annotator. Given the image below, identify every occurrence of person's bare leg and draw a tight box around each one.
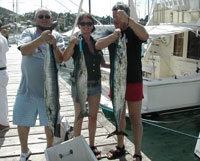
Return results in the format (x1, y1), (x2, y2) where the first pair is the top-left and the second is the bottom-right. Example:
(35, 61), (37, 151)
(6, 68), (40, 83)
(45, 126), (53, 148)
(87, 95), (100, 147)
(18, 126), (30, 153)
(128, 100), (143, 160)
(87, 94), (101, 159)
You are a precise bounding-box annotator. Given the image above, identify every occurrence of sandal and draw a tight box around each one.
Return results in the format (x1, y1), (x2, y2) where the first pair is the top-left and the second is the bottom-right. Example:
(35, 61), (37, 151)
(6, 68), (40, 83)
(133, 154), (142, 161)
(90, 146), (101, 160)
(107, 145), (126, 160)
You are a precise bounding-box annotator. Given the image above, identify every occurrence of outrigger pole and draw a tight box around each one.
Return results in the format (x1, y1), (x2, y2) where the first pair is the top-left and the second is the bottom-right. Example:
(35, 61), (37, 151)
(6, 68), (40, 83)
(70, 0), (84, 37)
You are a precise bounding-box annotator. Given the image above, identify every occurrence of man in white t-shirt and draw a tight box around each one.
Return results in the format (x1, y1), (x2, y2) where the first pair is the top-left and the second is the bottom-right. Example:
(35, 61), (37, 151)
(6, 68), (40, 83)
(0, 20), (10, 132)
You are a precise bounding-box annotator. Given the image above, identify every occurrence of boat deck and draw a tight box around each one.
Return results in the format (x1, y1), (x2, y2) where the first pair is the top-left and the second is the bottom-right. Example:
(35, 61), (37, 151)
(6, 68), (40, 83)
(0, 45), (151, 161)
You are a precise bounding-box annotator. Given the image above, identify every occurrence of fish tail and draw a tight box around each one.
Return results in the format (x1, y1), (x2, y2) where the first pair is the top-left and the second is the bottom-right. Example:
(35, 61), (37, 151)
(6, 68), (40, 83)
(49, 126), (54, 136)
(118, 131), (128, 137)
(54, 123), (61, 137)
(107, 130), (117, 138)
(107, 130), (128, 138)
(49, 123), (60, 137)
(77, 111), (89, 121)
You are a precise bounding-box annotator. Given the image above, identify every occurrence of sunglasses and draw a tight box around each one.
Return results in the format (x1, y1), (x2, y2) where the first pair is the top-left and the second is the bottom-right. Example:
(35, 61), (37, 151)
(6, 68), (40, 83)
(79, 22), (93, 27)
(38, 15), (51, 19)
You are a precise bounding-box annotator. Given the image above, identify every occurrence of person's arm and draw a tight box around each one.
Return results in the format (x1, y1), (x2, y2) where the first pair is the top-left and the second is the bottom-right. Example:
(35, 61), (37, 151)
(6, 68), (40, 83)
(20, 30), (64, 63)
(117, 10), (149, 41)
(95, 29), (120, 50)
(52, 31), (65, 64)
(63, 37), (79, 62)
(127, 17), (149, 41)
(53, 45), (63, 64)
(20, 30), (52, 56)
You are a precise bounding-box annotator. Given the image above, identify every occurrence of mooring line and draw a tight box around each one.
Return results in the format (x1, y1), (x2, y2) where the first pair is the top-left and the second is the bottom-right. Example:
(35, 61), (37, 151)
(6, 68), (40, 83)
(142, 119), (199, 139)
(100, 105), (200, 139)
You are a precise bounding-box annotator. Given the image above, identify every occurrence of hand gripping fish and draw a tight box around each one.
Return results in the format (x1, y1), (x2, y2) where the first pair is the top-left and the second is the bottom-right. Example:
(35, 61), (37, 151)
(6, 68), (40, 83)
(107, 34), (128, 138)
(72, 34), (89, 120)
(44, 44), (61, 137)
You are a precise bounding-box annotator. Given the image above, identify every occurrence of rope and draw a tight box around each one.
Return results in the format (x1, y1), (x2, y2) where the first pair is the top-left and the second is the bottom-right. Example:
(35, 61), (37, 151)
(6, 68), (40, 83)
(142, 119), (200, 139)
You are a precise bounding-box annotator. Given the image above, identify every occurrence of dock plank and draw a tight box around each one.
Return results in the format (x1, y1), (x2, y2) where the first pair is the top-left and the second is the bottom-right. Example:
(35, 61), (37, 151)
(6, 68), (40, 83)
(0, 44), (151, 161)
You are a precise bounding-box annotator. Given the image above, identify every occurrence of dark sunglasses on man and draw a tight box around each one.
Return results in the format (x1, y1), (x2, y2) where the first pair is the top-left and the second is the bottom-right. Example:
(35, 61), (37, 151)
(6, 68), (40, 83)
(38, 15), (51, 19)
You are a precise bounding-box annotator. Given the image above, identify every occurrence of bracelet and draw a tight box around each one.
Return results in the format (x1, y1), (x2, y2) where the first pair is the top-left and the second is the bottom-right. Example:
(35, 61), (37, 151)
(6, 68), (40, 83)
(127, 16), (130, 26)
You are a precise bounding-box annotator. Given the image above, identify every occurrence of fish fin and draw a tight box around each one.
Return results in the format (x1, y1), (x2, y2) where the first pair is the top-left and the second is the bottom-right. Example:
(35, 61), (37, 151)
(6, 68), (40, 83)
(107, 130), (117, 138)
(54, 124), (61, 137)
(117, 131), (128, 137)
(70, 76), (75, 83)
(77, 111), (89, 121)
(107, 130), (128, 138)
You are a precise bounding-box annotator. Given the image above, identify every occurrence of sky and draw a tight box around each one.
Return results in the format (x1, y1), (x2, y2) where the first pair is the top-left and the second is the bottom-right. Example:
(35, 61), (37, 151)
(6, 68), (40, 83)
(0, 0), (148, 18)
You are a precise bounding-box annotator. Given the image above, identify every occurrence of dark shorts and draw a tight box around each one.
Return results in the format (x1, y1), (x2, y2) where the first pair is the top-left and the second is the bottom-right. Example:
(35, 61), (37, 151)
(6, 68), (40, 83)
(109, 82), (144, 102)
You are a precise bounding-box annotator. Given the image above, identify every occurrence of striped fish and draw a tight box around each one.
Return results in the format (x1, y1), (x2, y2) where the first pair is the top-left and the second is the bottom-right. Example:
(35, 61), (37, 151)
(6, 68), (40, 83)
(72, 36), (88, 120)
(107, 35), (128, 138)
(44, 44), (60, 137)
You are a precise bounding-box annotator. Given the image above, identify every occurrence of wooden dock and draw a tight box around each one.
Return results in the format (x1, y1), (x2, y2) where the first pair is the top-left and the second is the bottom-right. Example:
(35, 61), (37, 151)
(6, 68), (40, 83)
(0, 44), (151, 161)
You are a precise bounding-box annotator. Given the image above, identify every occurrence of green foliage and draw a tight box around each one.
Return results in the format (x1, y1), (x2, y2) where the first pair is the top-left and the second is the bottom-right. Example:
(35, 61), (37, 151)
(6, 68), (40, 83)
(0, 6), (114, 34)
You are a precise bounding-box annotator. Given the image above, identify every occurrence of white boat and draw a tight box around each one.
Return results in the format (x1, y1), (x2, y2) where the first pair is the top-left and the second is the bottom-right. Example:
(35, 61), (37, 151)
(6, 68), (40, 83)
(100, 0), (200, 115)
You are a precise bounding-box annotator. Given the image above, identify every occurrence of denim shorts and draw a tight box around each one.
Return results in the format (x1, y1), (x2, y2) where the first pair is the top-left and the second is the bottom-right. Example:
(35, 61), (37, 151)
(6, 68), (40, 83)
(71, 80), (101, 98)
(13, 94), (48, 126)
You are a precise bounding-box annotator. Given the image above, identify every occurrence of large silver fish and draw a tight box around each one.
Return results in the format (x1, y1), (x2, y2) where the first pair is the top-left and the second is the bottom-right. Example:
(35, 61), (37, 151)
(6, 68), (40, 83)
(107, 35), (128, 138)
(72, 36), (88, 120)
(44, 44), (60, 137)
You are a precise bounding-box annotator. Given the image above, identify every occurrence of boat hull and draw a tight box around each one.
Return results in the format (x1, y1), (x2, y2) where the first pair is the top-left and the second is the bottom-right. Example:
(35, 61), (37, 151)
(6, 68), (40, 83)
(100, 68), (200, 114)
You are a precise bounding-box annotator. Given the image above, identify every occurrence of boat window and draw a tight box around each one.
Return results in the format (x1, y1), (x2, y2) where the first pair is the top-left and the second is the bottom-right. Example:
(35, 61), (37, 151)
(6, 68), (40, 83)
(187, 31), (200, 60)
(173, 33), (184, 57)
